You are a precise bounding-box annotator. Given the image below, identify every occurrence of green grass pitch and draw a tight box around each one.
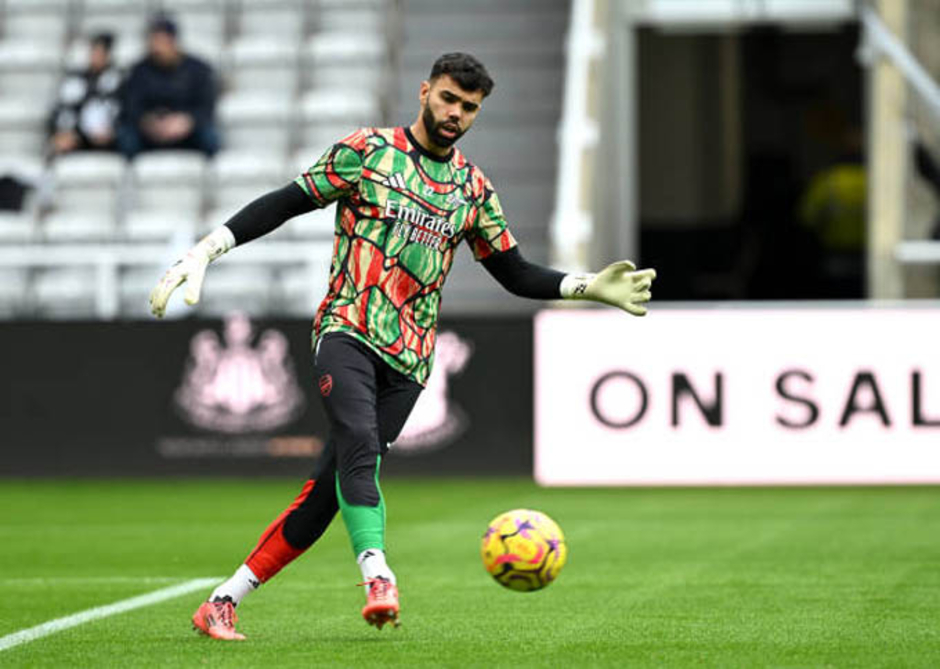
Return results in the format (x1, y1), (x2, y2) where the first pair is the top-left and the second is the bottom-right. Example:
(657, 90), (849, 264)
(1, 478), (938, 667)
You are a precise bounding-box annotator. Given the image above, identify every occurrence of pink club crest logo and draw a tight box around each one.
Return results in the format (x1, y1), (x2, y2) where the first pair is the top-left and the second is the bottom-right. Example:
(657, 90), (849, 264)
(174, 312), (304, 433)
(395, 331), (473, 453)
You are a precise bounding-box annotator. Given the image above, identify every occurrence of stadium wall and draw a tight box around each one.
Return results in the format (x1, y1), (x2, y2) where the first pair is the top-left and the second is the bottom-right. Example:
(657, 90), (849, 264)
(0, 315), (532, 477)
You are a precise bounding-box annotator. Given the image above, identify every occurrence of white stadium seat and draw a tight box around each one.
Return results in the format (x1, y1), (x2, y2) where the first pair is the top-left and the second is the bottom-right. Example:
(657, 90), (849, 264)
(0, 267), (30, 317)
(33, 267), (98, 318)
(225, 36), (300, 93)
(278, 263), (331, 316)
(0, 40), (63, 101)
(119, 265), (164, 318)
(303, 32), (386, 91)
(299, 89), (380, 148)
(51, 153), (127, 215)
(123, 210), (197, 243)
(316, 8), (385, 33)
(130, 150), (207, 215)
(196, 264), (277, 316)
(237, 0), (306, 42)
(218, 91), (294, 152)
(284, 205), (335, 240)
(211, 149), (286, 210)
(42, 212), (116, 242)
(0, 212), (36, 243)
(160, 0), (227, 41)
(2, 12), (69, 44)
(0, 98), (49, 155)
(79, 0), (149, 44)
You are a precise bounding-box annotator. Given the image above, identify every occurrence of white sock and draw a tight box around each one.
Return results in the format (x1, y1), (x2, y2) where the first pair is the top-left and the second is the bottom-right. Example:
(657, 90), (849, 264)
(209, 564), (260, 606)
(357, 549), (396, 585)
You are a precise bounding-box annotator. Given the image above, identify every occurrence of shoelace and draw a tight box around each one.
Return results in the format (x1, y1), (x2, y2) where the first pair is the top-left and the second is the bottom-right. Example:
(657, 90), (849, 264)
(215, 601), (237, 628)
(359, 578), (392, 600)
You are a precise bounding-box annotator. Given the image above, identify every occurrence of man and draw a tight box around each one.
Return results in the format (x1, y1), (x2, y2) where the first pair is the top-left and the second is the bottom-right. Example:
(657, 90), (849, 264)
(118, 14), (219, 158)
(150, 53), (655, 640)
(48, 32), (122, 155)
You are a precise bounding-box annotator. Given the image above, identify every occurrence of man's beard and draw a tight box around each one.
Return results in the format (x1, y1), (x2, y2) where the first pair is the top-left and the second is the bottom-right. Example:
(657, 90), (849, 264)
(422, 105), (464, 148)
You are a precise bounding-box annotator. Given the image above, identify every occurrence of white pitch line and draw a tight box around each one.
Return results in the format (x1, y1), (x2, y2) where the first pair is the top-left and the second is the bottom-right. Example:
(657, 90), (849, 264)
(1, 577), (187, 586)
(0, 577), (221, 653)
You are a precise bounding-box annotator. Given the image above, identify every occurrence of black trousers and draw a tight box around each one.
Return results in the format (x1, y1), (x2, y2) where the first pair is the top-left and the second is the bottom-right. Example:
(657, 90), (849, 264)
(279, 333), (423, 550)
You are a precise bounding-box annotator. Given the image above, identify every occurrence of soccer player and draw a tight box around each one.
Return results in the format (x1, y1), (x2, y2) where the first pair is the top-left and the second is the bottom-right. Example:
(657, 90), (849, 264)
(150, 53), (656, 640)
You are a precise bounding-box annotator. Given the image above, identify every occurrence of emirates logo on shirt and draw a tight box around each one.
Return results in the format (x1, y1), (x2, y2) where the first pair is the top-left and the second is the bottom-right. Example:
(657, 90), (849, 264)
(385, 199), (456, 250)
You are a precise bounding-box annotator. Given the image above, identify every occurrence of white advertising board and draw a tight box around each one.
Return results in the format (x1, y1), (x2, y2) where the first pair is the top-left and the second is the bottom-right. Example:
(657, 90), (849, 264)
(535, 308), (940, 486)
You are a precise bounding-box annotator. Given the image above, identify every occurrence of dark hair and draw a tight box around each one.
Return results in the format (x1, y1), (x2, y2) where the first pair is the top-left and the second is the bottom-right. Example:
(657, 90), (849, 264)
(90, 32), (114, 51)
(429, 53), (494, 97)
(148, 12), (178, 37)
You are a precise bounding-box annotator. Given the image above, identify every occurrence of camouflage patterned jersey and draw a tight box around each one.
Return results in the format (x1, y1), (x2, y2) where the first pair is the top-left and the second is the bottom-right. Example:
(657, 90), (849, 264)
(294, 126), (516, 386)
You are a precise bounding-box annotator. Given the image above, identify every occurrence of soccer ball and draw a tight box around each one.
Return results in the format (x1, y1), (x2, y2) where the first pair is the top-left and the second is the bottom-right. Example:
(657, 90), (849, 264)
(480, 508), (567, 592)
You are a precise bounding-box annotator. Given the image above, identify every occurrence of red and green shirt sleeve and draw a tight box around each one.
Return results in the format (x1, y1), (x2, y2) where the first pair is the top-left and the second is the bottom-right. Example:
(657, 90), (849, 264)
(465, 173), (517, 261)
(294, 128), (368, 207)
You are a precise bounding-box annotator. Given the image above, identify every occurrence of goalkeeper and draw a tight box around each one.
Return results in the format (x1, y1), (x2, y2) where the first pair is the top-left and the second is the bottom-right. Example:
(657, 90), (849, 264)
(150, 52), (656, 640)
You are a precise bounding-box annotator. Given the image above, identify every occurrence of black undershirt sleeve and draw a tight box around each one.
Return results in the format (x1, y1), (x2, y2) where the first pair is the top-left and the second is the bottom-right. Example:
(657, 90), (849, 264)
(481, 247), (565, 300)
(223, 182), (316, 245)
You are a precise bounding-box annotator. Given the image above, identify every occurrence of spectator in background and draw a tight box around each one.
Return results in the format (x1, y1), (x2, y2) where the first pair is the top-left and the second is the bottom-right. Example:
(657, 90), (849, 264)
(797, 127), (866, 298)
(118, 14), (220, 158)
(48, 32), (122, 155)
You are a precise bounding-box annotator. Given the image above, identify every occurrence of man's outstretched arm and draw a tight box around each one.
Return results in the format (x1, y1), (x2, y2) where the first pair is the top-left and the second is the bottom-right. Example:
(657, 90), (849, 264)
(481, 247), (656, 317)
(149, 182), (313, 317)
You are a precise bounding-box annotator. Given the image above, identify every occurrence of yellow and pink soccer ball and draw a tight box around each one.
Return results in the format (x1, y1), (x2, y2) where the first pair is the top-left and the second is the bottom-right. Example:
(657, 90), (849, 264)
(480, 509), (567, 592)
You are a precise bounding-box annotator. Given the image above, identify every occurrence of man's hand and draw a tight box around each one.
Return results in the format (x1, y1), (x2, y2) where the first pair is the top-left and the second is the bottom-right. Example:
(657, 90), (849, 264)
(149, 227), (235, 318)
(561, 260), (657, 316)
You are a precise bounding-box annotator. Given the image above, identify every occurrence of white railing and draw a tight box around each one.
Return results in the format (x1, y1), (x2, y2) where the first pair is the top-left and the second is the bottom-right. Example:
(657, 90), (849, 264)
(859, 5), (940, 268)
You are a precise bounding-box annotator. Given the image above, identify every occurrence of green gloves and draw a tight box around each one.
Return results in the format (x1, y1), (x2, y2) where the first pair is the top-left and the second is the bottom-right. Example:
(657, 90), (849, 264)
(561, 260), (657, 316)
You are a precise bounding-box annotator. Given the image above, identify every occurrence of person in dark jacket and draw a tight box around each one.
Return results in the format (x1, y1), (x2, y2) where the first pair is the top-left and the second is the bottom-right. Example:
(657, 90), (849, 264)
(49, 32), (122, 155)
(117, 14), (220, 157)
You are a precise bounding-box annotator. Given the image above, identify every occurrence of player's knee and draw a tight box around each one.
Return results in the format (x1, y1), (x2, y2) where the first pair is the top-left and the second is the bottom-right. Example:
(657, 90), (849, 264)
(337, 465), (381, 507)
(334, 421), (376, 449)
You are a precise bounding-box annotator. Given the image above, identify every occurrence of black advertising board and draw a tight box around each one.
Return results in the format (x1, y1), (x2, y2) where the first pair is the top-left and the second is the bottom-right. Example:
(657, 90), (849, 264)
(0, 316), (532, 477)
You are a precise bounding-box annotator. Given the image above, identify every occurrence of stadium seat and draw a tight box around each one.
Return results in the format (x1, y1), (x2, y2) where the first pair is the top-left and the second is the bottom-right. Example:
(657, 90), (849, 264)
(278, 262), (331, 316)
(42, 212), (116, 242)
(299, 89), (380, 148)
(159, 0), (227, 41)
(284, 205), (334, 240)
(195, 264), (278, 316)
(210, 149), (286, 211)
(0, 99), (49, 155)
(51, 153), (127, 215)
(123, 210), (197, 243)
(0, 40), (63, 102)
(0, 211), (36, 243)
(119, 264), (164, 318)
(291, 144), (332, 174)
(315, 6), (386, 33)
(33, 267), (98, 319)
(130, 150), (207, 215)
(225, 36), (301, 93)
(302, 31), (386, 91)
(0, 267), (30, 317)
(218, 91), (294, 152)
(79, 0), (149, 44)
(1, 10), (69, 45)
(236, 0), (306, 42)
(184, 33), (225, 70)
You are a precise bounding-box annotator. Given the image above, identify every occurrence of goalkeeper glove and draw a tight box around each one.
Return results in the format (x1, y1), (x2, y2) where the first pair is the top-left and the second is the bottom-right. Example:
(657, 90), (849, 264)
(149, 226), (236, 318)
(560, 260), (656, 316)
